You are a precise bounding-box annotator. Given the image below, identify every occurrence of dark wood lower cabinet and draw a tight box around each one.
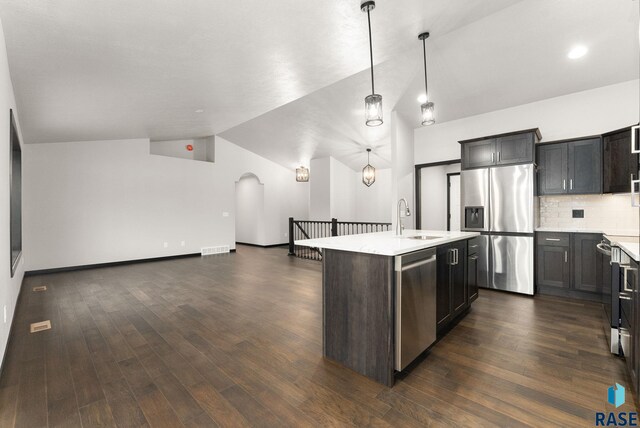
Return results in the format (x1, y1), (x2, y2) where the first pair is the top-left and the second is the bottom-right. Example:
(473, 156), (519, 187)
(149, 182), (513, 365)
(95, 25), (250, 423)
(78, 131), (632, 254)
(536, 245), (570, 289)
(467, 254), (479, 303)
(437, 241), (467, 331)
(535, 232), (604, 301)
(572, 233), (603, 293)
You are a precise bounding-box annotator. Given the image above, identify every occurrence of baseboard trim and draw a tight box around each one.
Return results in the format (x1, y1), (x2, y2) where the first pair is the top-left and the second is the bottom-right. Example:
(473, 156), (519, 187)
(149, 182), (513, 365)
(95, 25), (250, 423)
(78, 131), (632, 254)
(25, 252), (207, 276)
(236, 242), (288, 248)
(0, 275), (25, 379)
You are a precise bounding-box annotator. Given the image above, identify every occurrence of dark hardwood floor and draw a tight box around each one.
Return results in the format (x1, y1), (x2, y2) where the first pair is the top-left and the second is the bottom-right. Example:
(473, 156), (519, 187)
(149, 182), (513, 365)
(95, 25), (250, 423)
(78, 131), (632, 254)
(0, 244), (635, 427)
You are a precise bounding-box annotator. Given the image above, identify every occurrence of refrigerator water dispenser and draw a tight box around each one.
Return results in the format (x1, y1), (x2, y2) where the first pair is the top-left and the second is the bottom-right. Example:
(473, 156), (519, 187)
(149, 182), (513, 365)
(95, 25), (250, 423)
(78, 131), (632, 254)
(465, 207), (484, 229)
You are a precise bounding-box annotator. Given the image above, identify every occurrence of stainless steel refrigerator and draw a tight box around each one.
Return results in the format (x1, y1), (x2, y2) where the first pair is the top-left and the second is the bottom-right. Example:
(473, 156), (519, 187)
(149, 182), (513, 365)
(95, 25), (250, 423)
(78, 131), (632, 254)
(461, 164), (535, 295)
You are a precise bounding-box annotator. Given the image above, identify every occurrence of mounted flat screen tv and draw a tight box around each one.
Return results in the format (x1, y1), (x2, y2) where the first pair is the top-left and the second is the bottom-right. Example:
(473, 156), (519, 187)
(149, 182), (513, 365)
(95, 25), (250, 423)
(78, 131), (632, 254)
(10, 109), (21, 277)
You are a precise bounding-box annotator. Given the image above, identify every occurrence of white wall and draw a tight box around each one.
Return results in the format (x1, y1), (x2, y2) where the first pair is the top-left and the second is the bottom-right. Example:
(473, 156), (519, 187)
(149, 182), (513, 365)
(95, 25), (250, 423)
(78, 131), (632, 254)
(308, 156), (392, 223)
(391, 111), (415, 230)
(355, 168), (392, 223)
(24, 136), (308, 270)
(420, 163), (461, 230)
(330, 157), (356, 221)
(0, 18), (25, 368)
(415, 80), (640, 164)
(235, 174), (265, 245)
(150, 137), (215, 162)
(309, 157), (331, 220)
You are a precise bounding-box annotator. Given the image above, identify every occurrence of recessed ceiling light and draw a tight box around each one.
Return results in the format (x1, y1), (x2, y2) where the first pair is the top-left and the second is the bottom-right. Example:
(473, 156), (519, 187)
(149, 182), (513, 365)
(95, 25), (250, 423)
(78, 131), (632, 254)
(568, 45), (588, 59)
(195, 109), (204, 113)
(417, 94), (427, 103)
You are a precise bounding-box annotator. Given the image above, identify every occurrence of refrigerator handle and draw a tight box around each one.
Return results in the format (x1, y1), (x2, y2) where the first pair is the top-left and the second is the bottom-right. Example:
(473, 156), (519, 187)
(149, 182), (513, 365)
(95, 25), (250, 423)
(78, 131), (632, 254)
(563, 179), (566, 190)
(631, 175), (640, 207)
(631, 125), (640, 154)
(491, 153), (494, 164)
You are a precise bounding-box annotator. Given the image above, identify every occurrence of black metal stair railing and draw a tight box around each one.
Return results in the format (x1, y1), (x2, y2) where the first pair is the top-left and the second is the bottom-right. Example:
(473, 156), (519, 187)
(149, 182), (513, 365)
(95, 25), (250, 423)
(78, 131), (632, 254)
(288, 217), (391, 261)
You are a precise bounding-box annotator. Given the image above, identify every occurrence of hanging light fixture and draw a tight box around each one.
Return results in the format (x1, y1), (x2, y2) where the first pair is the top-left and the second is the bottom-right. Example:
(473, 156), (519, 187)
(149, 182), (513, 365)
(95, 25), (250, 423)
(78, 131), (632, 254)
(362, 1), (382, 127)
(296, 166), (309, 182)
(419, 32), (435, 126)
(362, 149), (376, 187)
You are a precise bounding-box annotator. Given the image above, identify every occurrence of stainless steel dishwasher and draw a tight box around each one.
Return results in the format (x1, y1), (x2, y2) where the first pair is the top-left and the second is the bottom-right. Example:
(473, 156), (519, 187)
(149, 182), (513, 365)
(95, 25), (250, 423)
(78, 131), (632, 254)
(395, 247), (437, 371)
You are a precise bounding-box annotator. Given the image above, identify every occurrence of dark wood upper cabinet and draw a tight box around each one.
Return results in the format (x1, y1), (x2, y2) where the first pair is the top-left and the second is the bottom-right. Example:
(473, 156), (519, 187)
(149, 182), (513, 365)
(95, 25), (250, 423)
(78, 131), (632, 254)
(461, 138), (495, 169)
(536, 137), (602, 196)
(536, 143), (568, 195)
(460, 129), (539, 170)
(496, 133), (534, 165)
(603, 127), (639, 194)
(568, 138), (602, 194)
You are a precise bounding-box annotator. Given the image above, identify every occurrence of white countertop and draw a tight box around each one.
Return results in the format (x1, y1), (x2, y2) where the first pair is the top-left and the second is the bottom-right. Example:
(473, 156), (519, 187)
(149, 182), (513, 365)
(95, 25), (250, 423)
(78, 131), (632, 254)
(617, 242), (640, 262)
(294, 230), (480, 256)
(536, 227), (640, 237)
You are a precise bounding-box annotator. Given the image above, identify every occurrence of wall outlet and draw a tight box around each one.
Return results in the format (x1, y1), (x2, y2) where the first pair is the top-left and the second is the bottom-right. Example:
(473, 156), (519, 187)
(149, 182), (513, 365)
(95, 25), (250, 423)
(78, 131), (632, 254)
(163, 242), (168, 248)
(181, 241), (185, 247)
(222, 212), (229, 217)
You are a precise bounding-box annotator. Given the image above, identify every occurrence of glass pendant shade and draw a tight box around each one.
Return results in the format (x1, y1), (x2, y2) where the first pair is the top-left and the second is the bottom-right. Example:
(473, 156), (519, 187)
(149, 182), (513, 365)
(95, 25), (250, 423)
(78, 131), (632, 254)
(421, 101), (435, 126)
(362, 164), (376, 187)
(296, 166), (309, 182)
(365, 94), (383, 127)
(362, 148), (375, 186)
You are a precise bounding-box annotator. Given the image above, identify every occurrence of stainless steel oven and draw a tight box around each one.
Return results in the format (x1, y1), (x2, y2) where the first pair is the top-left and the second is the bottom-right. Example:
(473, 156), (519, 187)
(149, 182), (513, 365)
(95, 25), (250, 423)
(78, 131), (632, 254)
(597, 238), (619, 353)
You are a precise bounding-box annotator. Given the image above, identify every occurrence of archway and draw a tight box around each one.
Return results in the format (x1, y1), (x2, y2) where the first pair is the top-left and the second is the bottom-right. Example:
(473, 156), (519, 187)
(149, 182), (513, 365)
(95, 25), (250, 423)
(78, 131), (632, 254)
(235, 173), (266, 246)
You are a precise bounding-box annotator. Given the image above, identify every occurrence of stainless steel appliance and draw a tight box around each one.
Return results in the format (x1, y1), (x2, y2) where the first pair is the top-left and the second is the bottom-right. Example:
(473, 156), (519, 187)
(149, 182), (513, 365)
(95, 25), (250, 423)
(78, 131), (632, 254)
(394, 248), (436, 371)
(461, 164), (535, 294)
(597, 238), (618, 354)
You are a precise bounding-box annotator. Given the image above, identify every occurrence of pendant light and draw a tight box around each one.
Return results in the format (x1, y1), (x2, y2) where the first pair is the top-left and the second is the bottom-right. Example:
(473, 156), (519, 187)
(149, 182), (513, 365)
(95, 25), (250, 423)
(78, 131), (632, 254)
(362, 149), (376, 187)
(419, 32), (435, 126)
(362, 1), (382, 127)
(296, 166), (309, 182)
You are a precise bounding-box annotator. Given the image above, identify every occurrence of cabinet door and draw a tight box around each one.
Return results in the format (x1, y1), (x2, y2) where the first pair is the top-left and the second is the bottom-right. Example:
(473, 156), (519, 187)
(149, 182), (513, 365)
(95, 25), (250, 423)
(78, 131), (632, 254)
(536, 245), (570, 288)
(536, 143), (568, 195)
(462, 139), (495, 170)
(496, 133), (534, 165)
(572, 233), (603, 293)
(604, 129), (638, 193)
(568, 138), (602, 194)
(467, 254), (479, 303)
(451, 242), (467, 316)
(436, 245), (452, 328)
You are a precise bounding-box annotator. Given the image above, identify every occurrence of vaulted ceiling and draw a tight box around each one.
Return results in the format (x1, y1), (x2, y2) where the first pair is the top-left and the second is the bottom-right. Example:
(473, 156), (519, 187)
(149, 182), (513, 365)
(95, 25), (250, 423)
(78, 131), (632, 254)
(0, 0), (637, 170)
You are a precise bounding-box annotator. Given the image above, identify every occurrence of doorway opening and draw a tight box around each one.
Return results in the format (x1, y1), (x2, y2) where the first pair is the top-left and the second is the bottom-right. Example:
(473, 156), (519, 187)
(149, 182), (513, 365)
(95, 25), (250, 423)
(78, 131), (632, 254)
(414, 159), (461, 230)
(447, 172), (461, 231)
(235, 173), (265, 246)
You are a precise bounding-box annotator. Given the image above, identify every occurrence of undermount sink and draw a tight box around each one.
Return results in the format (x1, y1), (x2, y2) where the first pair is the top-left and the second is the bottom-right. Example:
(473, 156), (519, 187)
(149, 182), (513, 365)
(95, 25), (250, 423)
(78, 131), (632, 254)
(405, 235), (442, 240)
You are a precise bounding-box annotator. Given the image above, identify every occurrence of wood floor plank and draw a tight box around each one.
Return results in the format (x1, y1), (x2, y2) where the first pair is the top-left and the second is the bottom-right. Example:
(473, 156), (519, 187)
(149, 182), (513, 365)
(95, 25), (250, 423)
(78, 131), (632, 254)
(14, 357), (47, 428)
(0, 245), (636, 428)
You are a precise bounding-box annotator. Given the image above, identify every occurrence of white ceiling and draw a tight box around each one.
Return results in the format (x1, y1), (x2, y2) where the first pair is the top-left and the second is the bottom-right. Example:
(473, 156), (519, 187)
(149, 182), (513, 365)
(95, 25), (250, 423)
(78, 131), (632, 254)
(0, 0), (637, 171)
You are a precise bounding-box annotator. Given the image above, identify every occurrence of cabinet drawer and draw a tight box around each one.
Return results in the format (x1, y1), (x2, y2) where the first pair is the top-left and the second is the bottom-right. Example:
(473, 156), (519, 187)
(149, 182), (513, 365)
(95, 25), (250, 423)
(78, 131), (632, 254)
(537, 232), (569, 247)
(468, 237), (482, 255)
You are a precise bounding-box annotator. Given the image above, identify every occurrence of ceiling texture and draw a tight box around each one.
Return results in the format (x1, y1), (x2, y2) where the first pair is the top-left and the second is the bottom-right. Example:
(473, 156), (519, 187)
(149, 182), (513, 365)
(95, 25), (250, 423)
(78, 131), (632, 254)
(0, 0), (637, 171)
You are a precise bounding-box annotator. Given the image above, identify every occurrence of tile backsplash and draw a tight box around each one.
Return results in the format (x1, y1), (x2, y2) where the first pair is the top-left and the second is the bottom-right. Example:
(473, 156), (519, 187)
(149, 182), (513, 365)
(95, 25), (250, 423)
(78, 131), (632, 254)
(539, 194), (639, 235)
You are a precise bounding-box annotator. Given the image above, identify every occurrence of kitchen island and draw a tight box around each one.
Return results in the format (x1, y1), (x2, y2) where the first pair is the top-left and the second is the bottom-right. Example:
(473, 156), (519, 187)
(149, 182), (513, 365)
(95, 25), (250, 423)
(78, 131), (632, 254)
(296, 230), (480, 386)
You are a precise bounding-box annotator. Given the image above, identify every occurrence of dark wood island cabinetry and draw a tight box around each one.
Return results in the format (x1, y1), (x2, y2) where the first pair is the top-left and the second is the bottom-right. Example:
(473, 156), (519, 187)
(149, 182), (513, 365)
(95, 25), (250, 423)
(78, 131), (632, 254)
(297, 230), (479, 386)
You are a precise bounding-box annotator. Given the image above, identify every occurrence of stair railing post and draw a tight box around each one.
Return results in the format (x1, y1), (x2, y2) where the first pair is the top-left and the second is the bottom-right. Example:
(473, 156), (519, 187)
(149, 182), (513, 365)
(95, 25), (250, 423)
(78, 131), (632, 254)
(288, 217), (295, 256)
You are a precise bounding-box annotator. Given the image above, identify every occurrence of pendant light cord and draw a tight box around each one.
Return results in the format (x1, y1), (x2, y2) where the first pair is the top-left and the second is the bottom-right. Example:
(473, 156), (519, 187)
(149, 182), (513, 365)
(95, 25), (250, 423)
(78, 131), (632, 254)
(367, 9), (375, 95)
(422, 38), (428, 100)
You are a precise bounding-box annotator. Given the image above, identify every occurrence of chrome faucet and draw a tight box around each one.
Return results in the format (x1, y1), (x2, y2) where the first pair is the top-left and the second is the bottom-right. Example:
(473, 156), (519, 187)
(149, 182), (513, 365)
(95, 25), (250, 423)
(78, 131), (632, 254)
(396, 198), (411, 235)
